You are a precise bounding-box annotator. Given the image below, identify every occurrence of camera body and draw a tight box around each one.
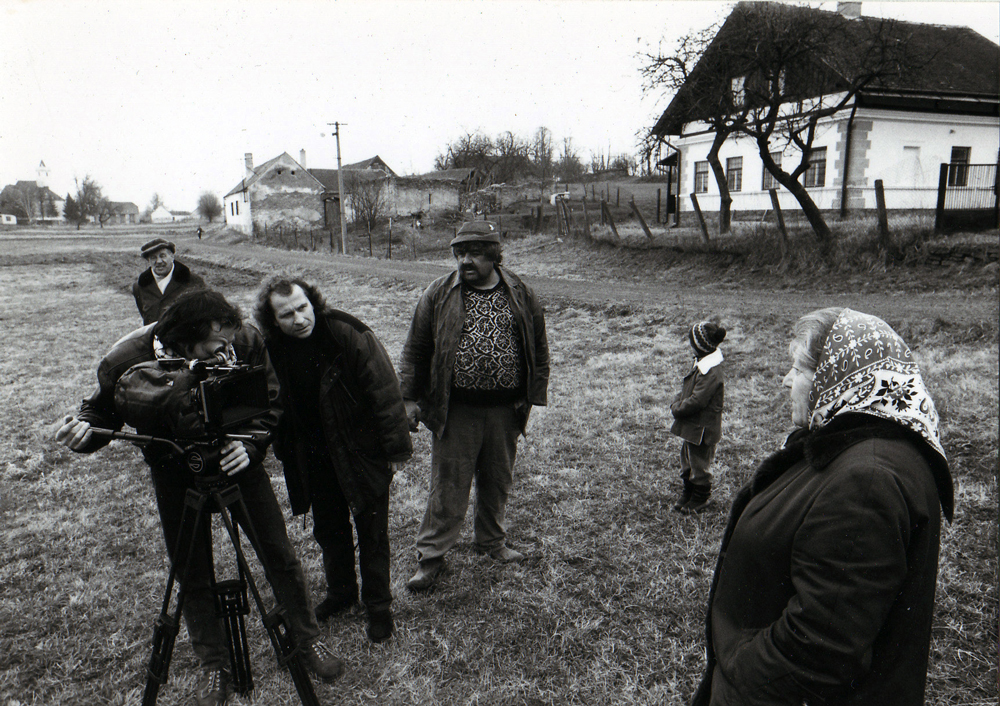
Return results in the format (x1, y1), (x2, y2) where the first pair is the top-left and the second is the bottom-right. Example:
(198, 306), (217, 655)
(114, 359), (272, 482)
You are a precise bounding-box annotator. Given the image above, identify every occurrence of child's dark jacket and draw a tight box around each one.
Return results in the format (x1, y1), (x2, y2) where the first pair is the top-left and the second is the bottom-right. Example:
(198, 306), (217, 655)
(670, 352), (724, 446)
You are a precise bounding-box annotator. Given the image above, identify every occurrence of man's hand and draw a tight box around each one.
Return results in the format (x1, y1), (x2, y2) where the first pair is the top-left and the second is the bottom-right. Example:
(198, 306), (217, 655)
(404, 400), (421, 432)
(55, 415), (92, 450)
(220, 440), (250, 476)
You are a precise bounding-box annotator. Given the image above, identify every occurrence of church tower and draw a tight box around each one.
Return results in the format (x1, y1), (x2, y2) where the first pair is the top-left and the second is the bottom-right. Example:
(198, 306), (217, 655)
(36, 160), (49, 188)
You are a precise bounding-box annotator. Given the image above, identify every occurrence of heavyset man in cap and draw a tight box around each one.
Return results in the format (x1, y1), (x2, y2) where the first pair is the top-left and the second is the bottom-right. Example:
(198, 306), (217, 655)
(133, 238), (206, 324)
(400, 221), (549, 592)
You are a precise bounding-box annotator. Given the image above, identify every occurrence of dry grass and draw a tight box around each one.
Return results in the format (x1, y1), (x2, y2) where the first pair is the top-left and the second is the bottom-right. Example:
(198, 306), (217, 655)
(0, 237), (995, 705)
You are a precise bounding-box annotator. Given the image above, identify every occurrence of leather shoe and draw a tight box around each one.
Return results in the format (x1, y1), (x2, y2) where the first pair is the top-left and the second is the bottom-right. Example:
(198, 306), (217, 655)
(302, 640), (346, 683)
(367, 609), (394, 643)
(406, 559), (444, 592)
(193, 668), (230, 706)
(315, 594), (358, 622)
(481, 546), (524, 562)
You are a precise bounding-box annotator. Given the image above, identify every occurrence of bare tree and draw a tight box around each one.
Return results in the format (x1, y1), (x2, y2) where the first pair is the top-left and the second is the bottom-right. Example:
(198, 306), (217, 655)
(724, 3), (919, 242)
(643, 22), (743, 233)
(492, 131), (533, 184)
(74, 176), (105, 228)
(344, 172), (388, 254)
(531, 126), (554, 196)
(197, 192), (223, 223)
(142, 192), (163, 222)
(556, 138), (586, 182)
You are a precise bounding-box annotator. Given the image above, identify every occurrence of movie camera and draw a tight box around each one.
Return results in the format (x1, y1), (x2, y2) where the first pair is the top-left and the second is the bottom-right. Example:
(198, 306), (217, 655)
(91, 358), (320, 705)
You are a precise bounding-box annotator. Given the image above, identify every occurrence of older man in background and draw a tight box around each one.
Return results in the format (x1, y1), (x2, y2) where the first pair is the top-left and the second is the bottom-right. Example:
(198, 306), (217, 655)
(132, 238), (206, 324)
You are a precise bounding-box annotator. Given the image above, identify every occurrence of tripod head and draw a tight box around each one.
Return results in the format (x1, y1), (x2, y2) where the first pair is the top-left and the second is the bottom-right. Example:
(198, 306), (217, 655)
(89, 428), (266, 490)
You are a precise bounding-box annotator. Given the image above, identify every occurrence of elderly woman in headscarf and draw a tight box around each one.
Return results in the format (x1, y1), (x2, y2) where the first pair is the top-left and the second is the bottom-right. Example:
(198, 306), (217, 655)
(691, 308), (953, 706)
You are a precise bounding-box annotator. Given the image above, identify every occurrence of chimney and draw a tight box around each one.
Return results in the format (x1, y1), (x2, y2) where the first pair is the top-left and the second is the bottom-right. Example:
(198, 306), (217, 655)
(244, 152), (254, 176)
(299, 149), (307, 169)
(837, 2), (861, 19)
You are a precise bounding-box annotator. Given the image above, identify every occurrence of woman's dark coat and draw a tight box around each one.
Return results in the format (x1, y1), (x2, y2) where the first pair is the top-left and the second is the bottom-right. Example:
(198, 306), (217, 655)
(267, 310), (412, 517)
(693, 413), (954, 706)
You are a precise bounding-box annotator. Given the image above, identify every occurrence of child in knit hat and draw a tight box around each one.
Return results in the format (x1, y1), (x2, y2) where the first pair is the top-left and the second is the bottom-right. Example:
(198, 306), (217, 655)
(669, 321), (727, 513)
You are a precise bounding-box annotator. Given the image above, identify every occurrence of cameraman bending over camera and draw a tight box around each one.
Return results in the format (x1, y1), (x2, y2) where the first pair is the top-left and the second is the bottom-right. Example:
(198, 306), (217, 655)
(54, 289), (345, 706)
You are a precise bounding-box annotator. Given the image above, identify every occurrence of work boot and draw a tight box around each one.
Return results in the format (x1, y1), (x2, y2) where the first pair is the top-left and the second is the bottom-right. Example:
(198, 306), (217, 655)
(314, 593), (358, 622)
(302, 640), (346, 683)
(406, 559), (445, 592)
(680, 483), (713, 515)
(367, 608), (394, 643)
(478, 545), (524, 563)
(672, 480), (694, 512)
(193, 668), (230, 706)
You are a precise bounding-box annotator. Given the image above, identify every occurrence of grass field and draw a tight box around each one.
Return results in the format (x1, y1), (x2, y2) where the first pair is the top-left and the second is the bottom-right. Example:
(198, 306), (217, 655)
(0, 232), (996, 705)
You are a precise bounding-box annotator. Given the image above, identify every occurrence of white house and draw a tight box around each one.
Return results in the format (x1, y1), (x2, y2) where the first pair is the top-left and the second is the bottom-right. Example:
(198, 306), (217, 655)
(651, 1), (1000, 217)
(150, 205), (175, 223)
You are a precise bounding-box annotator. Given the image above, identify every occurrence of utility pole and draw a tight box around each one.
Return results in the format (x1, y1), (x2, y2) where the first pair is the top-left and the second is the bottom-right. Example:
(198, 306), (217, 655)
(328, 121), (349, 254)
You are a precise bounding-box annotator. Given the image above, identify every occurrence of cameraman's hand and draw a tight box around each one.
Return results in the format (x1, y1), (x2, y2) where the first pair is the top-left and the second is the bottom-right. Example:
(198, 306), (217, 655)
(55, 415), (92, 450)
(404, 400), (421, 432)
(220, 440), (250, 476)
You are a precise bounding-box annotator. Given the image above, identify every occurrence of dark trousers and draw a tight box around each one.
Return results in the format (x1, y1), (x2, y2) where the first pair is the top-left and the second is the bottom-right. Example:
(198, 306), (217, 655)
(415, 402), (521, 563)
(308, 453), (392, 614)
(680, 440), (716, 487)
(151, 464), (320, 669)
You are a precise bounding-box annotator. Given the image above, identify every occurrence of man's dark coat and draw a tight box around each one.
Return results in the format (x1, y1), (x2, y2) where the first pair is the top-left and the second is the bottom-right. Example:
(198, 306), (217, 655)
(132, 261), (206, 325)
(267, 310), (412, 516)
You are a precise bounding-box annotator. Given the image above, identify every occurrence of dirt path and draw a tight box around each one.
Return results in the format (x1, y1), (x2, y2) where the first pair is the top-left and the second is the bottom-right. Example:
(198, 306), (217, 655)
(179, 236), (996, 329)
(1, 231), (994, 328)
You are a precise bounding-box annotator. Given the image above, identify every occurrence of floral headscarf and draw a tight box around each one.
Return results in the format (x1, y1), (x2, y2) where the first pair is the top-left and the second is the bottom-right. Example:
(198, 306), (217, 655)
(809, 309), (946, 462)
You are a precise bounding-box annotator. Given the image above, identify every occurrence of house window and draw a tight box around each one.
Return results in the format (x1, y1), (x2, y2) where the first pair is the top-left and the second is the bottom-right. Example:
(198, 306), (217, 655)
(804, 147), (827, 188)
(763, 151), (782, 190)
(726, 157), (743, 192)
(731, 75), (746, 106)
(948, 146), (970, 187)
(694, 161), (710, 193)
(235, 200), (239, 215)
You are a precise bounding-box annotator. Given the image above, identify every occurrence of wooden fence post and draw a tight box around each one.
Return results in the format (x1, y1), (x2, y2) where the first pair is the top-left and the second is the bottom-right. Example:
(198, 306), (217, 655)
(616, 187), (620, 207)
(874, 179), (890, 251)
(768, 188), (788, 259)
(630, 196), (653, 239)
(934, 163), (948, 232)
(689, 194), (711, 245)
(656, 188), (661, 224)
(601, 201), (620, 241)
(582, 198), (591, 239)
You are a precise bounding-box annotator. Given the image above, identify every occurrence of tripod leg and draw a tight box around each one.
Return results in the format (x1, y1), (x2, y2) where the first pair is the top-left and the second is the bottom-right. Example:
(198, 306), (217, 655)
(142, 489), (210, 706)
(214, 578), (253, 695)
(213, 487), (320, 706)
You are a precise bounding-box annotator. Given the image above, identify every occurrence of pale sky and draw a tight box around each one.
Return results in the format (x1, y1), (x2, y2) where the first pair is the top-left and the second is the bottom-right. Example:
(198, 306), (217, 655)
(2, 0), (997, 212)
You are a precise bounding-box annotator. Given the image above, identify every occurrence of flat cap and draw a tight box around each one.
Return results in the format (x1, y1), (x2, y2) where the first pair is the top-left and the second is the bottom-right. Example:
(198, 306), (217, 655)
(450, 221), (500, 246)
(141, 238), (175, 257)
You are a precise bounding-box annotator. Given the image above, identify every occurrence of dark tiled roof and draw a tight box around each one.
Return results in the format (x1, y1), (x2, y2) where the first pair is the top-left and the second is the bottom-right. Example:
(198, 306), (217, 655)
(309, 156), (396, 193)
(652, 1), (1000, 136)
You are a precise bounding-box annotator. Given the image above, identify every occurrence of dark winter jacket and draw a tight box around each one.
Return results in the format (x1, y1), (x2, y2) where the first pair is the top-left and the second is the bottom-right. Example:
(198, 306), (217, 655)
(692, 413), (954, 706)
(267, 311), (413, 516)
(399, 266), (549, 437)
(132, 261), (206, 325)
(671, 354), (724, 446)
(75, 323), (280, 471)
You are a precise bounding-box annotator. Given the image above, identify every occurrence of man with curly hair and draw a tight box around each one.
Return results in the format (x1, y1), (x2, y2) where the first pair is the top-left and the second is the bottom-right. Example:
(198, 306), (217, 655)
(255, 276), (412, 643)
